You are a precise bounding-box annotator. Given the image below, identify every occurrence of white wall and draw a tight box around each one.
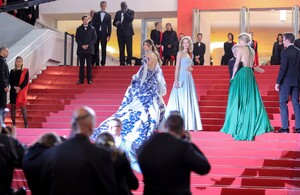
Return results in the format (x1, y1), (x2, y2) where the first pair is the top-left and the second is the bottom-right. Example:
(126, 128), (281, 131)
(38, 0), (178, 27)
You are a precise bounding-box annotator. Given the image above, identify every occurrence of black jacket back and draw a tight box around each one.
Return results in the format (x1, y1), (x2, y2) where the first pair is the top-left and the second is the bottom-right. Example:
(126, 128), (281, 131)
(138, 133), (211, 195)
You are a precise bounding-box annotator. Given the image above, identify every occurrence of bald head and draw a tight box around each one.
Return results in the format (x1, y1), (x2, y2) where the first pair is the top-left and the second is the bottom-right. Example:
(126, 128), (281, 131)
(0, 47), (9, 58)
(71, 107), (96, 137)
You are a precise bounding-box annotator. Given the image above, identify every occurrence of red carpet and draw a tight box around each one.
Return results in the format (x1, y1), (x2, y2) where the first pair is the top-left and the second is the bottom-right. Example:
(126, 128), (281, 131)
(9, 65), (300, 194)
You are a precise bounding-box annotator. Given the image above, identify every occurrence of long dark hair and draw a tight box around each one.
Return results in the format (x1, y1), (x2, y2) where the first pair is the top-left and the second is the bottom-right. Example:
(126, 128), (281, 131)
(143, 39), (162, 65)
(228, 33), (234, 41)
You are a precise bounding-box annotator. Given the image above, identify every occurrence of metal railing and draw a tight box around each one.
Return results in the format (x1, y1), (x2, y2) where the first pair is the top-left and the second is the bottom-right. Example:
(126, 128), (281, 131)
(64, 32), (75, 66)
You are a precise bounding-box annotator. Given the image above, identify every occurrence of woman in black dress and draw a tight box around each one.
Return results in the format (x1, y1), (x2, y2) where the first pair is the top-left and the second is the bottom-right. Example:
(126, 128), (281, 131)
(161, 23), (178, 65)
(270, 33), (284, 65)
(9, 56), (29, 128)
(222, 33), (236, 65)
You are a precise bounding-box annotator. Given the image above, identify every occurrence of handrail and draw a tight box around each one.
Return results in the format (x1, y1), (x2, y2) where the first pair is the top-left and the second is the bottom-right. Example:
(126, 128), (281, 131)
(64, 32), (75, 65)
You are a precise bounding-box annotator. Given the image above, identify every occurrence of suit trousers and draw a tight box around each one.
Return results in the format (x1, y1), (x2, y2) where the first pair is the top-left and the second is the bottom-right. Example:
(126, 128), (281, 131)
(117, 34), (133, 65)
(93, 35), (108, 66)
(279, 85), (300, 129)
(78, 54), (92, 82)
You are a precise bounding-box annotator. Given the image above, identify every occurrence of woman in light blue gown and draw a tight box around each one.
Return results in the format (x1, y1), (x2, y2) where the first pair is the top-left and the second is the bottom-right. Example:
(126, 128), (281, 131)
(165, 36), (202, 130)
(91, 39), (166, 172)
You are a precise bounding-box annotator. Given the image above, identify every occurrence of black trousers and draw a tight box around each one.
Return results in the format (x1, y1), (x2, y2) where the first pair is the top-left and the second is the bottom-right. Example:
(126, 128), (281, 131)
(117, 34), (133, 65)
(93, 35), (108, 66)
(279, 85), (300, 129)
(78, 54), (92, 82)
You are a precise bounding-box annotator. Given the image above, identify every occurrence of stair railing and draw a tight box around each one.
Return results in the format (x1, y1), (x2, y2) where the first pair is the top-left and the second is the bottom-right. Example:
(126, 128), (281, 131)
(63, 32), (75, 65)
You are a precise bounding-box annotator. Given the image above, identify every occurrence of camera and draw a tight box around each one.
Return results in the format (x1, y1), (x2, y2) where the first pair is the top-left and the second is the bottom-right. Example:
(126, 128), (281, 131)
(181, 131), (191, 142)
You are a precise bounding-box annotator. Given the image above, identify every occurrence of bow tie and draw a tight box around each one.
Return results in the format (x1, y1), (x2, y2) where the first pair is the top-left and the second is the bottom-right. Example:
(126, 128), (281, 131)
(100, 11), (106, 13)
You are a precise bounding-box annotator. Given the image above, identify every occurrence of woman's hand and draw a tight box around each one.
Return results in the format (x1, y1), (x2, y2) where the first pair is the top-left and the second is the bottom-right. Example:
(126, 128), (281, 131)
(14, 86), (21, 93)
(173, 81), (179, 88)
(186, 66), (193, 72)
(254, 66), (265, 73)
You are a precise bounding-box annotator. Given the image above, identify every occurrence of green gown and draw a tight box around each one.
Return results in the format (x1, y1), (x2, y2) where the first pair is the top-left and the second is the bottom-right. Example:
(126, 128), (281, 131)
(220, 66), (274, 141)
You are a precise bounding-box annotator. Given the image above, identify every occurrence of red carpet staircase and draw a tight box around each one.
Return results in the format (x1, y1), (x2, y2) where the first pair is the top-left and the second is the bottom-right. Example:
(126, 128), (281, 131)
(9, 65), (300, 195)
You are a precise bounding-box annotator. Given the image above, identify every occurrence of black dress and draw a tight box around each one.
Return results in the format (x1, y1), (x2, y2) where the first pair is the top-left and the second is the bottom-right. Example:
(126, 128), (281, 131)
(222, 41), (235, 65)
(9, 69), (29, 104)
(270, 42), (284, 65)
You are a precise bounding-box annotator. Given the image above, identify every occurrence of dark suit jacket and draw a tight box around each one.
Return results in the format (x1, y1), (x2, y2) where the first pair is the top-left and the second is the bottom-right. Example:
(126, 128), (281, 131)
(42, 134), (117, 195)
(276, 45), (300, 87)
(193, 42), (206, 64)
(113, 9), (135, 36)
(91, 11), (112, 37)
(0, 56), (9, 109)
(75, 24), (97, 55)
(98, 146), (139, 195)
(150, 29), (162, 46)
(138, 133), (211, 195)
(0, 134), (25, 195)
(295, 38), (300, 49)
(161, 30), (178, 56)
(23, 143), (49, 195)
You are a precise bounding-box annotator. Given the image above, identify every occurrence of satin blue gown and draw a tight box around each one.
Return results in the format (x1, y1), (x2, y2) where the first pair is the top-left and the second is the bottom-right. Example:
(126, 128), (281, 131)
(91, 57), (166, 172)
(165, 56), (202, 130)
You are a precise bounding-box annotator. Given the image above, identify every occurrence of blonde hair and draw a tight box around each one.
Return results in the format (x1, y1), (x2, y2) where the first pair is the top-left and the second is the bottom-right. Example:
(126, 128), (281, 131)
(179, 36), (193, 53)
(14, 56), (24, 71)
(238, 33), (252, 44)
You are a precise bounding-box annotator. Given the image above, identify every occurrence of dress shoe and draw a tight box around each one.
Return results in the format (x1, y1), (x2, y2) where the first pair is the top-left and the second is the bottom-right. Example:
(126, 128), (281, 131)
(294, 128), (300, 133)
(278, 128), (289, 133)
(77, 81), (83, 84)
(88, 81), (92, 84)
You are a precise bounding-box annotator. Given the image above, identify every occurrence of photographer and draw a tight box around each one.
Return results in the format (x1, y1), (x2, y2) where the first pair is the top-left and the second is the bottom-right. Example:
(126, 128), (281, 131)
(0, 125), (25, 195)
(138, 113), (211, 195)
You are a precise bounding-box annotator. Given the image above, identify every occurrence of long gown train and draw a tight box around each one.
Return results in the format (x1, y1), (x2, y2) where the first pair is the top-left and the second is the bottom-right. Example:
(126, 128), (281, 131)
(220, 66), (273, 140)
(91, 58), (166, 171)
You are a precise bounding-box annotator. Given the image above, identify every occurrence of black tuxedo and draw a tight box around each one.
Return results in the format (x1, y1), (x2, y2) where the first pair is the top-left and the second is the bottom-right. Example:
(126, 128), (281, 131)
(75, 24), (97, 82)
(138, 133), (211, 195)
(113, 9), (135, 65)
(91, 11), (112, 66)
(42, 134), (117, 195)
(276, 45), (300, 129)
(295, 38), (300, 49)
(193, 42), (206, 65)
(0, 56), (9, 109)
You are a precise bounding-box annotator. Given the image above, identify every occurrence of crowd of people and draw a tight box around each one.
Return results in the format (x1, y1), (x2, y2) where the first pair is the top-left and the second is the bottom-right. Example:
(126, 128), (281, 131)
(2, 0), (39, 26)
(0, 106), (211, 195)
(0, 48), (29, 128)
(1, 1), (300, 194)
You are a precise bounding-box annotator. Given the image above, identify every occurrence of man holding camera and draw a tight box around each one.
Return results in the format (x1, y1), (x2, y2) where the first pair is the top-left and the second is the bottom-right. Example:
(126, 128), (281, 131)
(138, 113), (211, 195)
(113, 1), (135, 66)
(0, 47), (10, 127)
(0, 125), (25, 195)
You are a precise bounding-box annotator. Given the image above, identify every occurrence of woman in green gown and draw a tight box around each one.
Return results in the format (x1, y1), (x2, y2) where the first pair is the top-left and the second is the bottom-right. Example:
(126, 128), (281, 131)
(220, 33), (273, 141)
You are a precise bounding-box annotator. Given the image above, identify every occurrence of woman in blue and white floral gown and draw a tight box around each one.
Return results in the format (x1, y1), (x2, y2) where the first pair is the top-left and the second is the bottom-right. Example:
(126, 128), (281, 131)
(91, 39), (166, 172)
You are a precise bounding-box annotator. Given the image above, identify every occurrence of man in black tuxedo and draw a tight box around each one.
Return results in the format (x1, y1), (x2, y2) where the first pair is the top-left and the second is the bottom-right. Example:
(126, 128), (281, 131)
(76, 15), (97, 84)
(42, 107), (118, 195)
(275, 32), (300, 133)
(294, 30), (300, 49)
(0, 47), (9, 127)
(113, 1), (134, 66)
(138, 114), (211, 195)
(91, 1), (112, 66)
(193, 33), (206, 65)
